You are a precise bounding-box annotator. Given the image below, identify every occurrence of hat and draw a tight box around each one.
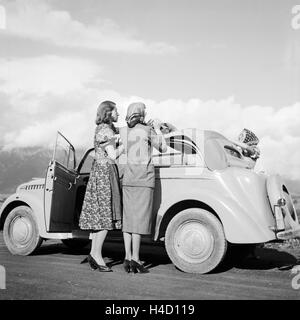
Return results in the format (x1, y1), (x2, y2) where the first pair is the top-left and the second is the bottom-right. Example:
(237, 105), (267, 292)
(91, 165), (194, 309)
(238, 128), (259, 146)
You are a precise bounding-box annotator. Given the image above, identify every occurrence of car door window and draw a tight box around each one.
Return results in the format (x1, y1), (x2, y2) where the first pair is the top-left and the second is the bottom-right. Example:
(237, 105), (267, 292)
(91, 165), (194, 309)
(53, 132), (76, 170)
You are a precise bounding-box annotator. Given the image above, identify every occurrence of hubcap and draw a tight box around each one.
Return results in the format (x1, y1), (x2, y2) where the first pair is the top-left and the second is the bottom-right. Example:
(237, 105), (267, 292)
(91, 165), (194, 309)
(9, 215), (33, 247)
(174, 220), (214, 264)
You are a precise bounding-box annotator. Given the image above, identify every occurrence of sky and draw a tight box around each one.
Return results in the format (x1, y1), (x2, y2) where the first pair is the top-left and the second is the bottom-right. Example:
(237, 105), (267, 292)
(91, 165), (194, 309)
(0, 0), (300, 179)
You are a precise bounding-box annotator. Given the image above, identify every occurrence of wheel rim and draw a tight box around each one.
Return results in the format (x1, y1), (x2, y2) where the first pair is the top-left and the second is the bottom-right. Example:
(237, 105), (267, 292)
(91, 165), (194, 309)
(173, 220), (214, 264)
(9, 215), (33, 248)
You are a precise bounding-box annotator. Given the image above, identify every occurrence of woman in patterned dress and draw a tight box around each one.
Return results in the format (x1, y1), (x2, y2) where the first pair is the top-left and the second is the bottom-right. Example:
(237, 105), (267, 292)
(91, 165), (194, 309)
(79, 101), (124, 272)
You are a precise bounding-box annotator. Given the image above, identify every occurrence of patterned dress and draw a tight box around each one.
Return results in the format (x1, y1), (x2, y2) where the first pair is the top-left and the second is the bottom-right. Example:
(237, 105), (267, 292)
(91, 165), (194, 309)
(79, 123), (122, 231)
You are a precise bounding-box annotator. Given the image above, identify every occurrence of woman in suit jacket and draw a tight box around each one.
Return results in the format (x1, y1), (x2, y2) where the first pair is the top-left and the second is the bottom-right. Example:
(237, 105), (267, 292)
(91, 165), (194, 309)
(119, 102), (167, 273)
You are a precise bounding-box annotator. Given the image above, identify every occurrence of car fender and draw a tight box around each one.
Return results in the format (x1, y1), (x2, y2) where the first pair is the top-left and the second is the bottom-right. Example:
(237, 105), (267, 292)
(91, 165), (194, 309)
(267, 174), (299, 227)
(267, 175), (285, 205)
(155, 189), (276, 244)
(0, 193), (47, 236)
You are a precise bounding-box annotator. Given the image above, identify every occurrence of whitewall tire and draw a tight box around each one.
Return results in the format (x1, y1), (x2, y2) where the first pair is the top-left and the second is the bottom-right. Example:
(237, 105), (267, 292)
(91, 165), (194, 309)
(165, 208), (227, 274)
(3, 206), (43, 256)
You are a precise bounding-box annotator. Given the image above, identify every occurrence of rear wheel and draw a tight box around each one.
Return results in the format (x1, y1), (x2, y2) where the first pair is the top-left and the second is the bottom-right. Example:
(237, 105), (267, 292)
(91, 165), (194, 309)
(165, 208), (227, 274)
(3, 206), (43, 256)
(61, 239), (90, 250)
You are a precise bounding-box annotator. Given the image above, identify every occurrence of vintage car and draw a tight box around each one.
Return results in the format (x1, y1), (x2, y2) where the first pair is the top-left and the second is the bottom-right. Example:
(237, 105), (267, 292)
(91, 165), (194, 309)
(0, 129), (299, 274)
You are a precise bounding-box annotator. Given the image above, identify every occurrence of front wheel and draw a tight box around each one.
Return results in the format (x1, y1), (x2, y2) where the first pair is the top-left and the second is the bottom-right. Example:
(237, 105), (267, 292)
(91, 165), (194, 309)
(3, 206), (43, 256)
(165, 209), (227, 274)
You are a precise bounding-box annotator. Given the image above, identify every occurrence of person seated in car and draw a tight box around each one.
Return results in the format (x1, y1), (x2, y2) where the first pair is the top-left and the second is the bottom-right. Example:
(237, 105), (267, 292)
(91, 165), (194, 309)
(235, 128), (260, 169)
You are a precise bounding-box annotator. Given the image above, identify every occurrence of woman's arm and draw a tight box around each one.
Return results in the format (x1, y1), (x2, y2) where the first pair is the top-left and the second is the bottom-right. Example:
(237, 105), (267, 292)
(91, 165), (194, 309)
(97, 128), (125, 161)
(105, 141), (125, 161)
(234, 141), (260, 160)
(150, 119), (167, 153)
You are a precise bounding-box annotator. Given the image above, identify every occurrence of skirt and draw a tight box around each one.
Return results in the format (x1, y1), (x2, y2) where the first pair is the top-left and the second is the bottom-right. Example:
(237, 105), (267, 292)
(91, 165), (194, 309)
(122, 186), (154, 235)
(79, 161), (122, 231)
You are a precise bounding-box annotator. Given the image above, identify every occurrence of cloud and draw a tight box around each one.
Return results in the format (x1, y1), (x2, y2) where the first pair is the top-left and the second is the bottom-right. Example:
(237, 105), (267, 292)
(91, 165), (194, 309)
(3, 0), (176, 55)
(0, 54), (128, 149)
(0, 55), (103, 95)
(0, 55), (300, 179)
(0, 55), (106, 121)
(142, 97), (300, 179)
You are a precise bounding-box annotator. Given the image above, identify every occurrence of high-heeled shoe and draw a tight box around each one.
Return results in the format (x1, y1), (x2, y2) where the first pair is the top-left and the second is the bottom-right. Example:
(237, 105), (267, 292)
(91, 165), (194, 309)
(80, 256), (88, 264)
(87, 255), (113, 272)
(86, 254), (99, 270)
(80, 255), (97, 270)
(130, 260), (149, 274)
(97, 264), (113, 272)
(123, 259), (131, 273)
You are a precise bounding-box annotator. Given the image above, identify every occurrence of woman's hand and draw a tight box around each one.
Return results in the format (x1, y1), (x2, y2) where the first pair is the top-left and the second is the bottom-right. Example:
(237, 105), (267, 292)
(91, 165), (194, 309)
(105, 144), (125, 161)
(152, 118), (163, 130)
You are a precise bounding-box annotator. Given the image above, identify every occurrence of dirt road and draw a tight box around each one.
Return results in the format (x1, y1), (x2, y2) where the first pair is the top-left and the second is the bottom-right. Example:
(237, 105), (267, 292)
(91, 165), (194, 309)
(0, 232), (299, 300)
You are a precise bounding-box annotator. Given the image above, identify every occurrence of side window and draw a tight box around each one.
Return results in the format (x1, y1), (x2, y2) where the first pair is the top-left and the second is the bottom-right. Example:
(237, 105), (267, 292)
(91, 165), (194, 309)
(79, 150), (95, 174)
(152, 147), (182, 166)
(153, 135), (199, 167)
(53, 132), (76, 170)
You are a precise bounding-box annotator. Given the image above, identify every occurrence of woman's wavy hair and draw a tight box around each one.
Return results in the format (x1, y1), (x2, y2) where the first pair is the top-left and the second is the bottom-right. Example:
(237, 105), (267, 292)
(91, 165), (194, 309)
(95, 100), (116, 125)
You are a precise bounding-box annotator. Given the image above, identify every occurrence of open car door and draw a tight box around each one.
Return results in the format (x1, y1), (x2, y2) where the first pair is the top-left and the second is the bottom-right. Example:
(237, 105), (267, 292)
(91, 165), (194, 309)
(44, 132), (78, 232)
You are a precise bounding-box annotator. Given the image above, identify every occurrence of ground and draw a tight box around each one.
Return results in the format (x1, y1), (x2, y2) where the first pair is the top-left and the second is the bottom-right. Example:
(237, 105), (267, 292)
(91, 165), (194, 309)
(0, 232), (300, 300)
(1, 197), (300, 300)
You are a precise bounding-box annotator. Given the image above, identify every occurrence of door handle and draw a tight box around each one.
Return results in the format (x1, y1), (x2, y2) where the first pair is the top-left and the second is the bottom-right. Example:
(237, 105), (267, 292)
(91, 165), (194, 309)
(67, 182), (72, 190)
(73, 175), (80, 185)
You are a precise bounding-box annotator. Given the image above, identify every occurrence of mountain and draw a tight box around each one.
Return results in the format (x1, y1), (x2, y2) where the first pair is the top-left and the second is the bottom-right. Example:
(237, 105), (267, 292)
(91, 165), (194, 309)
(0, 147), (88, 195)
(284, 179), (300, 195)
(0, 147), (299, 197)
(0, 147), (53, 194)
